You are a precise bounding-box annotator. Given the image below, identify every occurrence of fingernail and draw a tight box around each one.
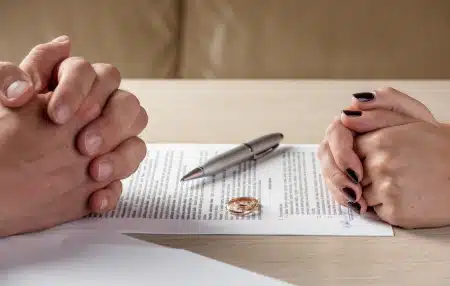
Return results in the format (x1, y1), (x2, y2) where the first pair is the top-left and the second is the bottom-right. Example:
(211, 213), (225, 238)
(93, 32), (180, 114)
(97, 161), (113, 181)
(353, 92), (374, 102)
(100, 197), (108, 211)
(85, 133), (102, 155)
(342, 187), (357, 202)
(342, 110), (362, 116)
(52, 35), (69, 43)
(348, 202), (361, 214)
(346, 168), (359, 184)
(6, 80), (31, 99)
(54, 105), (71, 123)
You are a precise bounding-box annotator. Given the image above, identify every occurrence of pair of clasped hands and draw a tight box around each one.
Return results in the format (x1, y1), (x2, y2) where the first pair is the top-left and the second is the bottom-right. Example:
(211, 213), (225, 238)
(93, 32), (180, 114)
(0, 36), (147, 237)
(318, 87), (450, 229)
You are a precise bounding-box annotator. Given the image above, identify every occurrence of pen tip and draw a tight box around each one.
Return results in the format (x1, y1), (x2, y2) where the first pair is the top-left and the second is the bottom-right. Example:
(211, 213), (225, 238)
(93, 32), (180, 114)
(180, 167), (204, 182)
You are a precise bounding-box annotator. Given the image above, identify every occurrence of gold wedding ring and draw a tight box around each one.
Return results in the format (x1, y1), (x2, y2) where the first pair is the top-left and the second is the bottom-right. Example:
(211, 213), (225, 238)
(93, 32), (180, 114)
(226, 197), (260, 216)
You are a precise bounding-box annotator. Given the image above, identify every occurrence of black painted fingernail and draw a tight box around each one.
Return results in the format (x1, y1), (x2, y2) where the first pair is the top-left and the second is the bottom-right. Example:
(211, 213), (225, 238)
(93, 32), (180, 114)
(346, 168), (359, 184)
(342, 187), (357, 202)
(342, 110), (362, 116)
(353, 92), (374, 102)
(347, 202), (361, 214)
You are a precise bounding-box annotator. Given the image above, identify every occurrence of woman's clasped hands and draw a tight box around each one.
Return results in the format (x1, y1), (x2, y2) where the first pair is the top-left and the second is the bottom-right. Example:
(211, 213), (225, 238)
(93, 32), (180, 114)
(318, 87), (450, 229)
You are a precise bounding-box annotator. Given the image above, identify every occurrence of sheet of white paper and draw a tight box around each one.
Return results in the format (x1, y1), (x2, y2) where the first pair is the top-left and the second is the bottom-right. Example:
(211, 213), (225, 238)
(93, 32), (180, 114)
(2, 244), (295, 286)
(57, 143), (393, 236)
(0, 231), (162, 270)
(59, 231), (159, 248)
(0, 232), (67, 270)
(0, 230), (158, 247)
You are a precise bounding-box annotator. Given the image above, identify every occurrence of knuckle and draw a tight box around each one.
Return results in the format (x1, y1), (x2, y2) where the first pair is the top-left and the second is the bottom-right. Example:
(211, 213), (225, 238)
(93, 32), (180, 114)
(368, 130), (391, 150)
(60, 57), (95, 97)
(370, 132), (385, 148)
(375, 86), (397, 95)
(371, 157), (387, 174)
(70, 57), (93, 73)
(379, 177), (400, 202)
(94, 63), (121, 86)
(369, 152), (393, 177)
(113, 89), (131, 101)
(60, 57), (94, 81)
(114, 89), (140, 110)
(100, 91), (141, 133)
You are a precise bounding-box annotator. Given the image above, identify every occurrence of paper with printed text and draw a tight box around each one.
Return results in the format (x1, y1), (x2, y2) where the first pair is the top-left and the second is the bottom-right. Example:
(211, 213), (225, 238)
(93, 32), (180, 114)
(59, 144), (393, 236)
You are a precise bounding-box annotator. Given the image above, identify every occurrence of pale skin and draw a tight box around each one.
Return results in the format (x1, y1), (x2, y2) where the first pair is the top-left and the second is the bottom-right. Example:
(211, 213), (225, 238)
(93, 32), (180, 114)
(0, 36), (148, 236)
(318, 87), (450, 229)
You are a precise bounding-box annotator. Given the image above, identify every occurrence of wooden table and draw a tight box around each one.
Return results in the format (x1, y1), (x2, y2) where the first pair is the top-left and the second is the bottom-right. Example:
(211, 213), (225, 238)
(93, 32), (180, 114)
(120, 79), (450, 286)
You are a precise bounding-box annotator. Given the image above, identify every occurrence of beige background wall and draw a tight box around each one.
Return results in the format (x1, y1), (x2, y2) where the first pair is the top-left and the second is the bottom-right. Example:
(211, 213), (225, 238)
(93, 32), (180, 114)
(0, 0), (180, 78)
(1, 0), (450, 79)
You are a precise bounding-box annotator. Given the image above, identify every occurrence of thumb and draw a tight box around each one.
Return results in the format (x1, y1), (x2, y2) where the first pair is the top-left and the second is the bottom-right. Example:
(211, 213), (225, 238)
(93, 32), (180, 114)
(0, 35), (71, 108)
(19, 35), (71, 94)
(0, 62), (34, 108)
(350, 87), (437, 124)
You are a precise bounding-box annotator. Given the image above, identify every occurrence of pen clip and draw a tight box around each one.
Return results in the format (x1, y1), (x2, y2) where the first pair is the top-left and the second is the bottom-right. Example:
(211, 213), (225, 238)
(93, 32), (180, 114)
(252, 144), (279, 160)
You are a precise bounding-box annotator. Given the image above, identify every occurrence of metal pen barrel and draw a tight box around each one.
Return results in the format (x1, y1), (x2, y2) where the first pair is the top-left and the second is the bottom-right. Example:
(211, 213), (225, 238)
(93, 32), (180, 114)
(202, 144), (253, 176)
(180, 132), (283, 181)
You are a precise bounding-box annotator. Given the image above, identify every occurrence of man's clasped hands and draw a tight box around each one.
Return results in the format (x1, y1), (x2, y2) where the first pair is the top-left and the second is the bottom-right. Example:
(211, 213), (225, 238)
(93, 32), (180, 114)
(1, 36), (449, 238)
(0, 36), (147, 237)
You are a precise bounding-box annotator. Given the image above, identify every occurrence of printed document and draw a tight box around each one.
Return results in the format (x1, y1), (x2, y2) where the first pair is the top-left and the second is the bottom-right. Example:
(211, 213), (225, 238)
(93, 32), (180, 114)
(60, 144), (393, 236)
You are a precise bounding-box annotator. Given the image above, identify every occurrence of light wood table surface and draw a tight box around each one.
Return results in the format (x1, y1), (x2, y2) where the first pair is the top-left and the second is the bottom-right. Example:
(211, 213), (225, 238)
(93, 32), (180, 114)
(120, 79), (450, 286)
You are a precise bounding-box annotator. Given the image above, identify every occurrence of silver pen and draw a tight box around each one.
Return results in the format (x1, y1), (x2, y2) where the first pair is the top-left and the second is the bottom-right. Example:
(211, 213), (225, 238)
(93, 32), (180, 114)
(180, 132), (284, 181)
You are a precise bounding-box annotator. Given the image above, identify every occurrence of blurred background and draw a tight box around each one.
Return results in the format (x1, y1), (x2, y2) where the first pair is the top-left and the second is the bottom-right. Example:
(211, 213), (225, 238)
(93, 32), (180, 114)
(1, 0), (450, 79)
